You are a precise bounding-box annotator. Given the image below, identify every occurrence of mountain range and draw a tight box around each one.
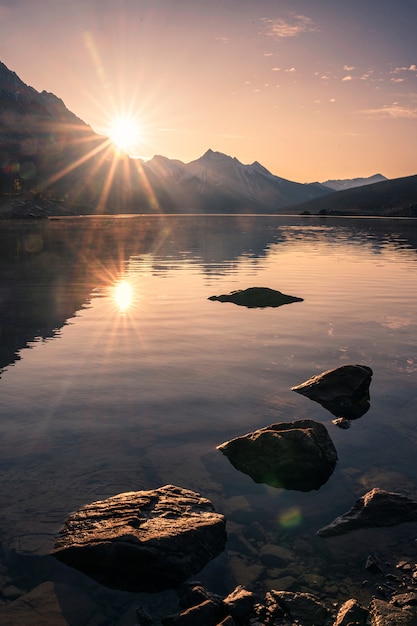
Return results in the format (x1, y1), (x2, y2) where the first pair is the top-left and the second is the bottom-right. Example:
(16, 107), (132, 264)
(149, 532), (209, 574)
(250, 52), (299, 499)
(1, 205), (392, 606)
(0, 59), (416, 218)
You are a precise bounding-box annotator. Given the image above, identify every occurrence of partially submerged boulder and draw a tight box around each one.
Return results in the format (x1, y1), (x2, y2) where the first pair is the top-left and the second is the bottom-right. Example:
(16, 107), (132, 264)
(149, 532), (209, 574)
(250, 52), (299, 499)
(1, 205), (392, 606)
(217, 419), (337, 492)
(208, 287), (303, 308)
(318, 488), (417, 537)
(52, 485), (226, 592)
(291, 364), (372, 419)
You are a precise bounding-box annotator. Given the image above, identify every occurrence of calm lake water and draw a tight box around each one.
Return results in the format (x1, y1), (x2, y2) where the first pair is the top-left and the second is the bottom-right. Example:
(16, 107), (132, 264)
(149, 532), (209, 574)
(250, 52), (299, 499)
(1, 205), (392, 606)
(1, 215), (417, 624)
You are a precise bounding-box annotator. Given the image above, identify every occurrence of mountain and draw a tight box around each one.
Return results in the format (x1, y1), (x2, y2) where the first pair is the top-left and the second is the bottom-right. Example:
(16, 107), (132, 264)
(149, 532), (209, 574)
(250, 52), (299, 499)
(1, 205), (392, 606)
(291, 174), (417, 217)
(0, 60), (332, 215)
(320, 173), (388, 192)
(0, 60), (414, 217)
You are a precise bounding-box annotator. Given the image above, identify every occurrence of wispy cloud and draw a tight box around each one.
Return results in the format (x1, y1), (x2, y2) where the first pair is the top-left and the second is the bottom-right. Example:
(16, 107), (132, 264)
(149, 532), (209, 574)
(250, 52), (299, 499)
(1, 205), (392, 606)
(361, 103), (417, 119)
(391, 64), (417, 74)
(261, 14), (316, 39)
(342, 75), (353, 81)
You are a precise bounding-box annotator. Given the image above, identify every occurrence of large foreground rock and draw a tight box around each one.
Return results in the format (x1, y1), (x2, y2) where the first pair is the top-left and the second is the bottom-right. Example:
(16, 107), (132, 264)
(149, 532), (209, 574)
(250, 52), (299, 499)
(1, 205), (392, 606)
(291, 364), (373, 419)
(217, 420), (337, 491)
(318, 488), (417, 537)
(208, 287), (303, 308)
(52, 485), (226, 592)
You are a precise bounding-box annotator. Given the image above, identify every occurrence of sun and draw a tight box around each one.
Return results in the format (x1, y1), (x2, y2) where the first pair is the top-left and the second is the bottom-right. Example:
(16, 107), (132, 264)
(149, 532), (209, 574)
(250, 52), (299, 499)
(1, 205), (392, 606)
(114, 280), (133, 312)
(108, 115), (142, 154)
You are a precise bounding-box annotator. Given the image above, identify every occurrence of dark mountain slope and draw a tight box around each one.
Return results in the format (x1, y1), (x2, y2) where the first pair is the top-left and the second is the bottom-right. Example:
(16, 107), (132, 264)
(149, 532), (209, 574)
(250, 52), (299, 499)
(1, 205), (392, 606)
(291, 175), (417, 217)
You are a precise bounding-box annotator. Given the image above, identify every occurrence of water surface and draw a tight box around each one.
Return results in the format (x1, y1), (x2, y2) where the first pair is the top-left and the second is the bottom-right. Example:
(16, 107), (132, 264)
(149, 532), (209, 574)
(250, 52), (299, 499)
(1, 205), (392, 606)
(1, 215), (417, 623)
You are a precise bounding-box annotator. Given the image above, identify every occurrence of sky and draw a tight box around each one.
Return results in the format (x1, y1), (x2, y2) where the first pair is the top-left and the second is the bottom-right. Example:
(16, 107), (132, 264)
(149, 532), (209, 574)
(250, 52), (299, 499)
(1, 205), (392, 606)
(1, 0), (416, 182)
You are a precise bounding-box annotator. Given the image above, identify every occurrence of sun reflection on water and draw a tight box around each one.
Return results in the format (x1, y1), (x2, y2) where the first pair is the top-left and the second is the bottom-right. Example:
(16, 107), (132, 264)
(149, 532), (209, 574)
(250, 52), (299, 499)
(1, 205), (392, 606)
(114, 280), (133, 312)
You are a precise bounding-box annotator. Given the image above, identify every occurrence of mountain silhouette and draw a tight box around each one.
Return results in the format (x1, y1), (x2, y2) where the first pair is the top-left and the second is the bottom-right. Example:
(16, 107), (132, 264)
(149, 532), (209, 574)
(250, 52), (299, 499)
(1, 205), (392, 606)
(0, 60), (416, 217)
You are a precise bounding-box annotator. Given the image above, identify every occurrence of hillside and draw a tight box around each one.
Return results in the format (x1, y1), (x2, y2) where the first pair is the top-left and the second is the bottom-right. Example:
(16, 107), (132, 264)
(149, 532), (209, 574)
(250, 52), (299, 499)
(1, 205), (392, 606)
(290, 175), (417, 217)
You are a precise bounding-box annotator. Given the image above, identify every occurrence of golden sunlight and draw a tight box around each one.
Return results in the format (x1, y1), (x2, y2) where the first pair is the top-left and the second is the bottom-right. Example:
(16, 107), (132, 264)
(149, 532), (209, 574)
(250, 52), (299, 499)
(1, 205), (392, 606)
(114, 280), (133, 312)
(108, 115), (142, 154)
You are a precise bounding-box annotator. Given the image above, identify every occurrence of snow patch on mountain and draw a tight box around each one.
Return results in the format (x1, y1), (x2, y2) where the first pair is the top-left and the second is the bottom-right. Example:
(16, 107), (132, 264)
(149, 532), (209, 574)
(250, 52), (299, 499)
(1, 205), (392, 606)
(321, 174), (387, 191)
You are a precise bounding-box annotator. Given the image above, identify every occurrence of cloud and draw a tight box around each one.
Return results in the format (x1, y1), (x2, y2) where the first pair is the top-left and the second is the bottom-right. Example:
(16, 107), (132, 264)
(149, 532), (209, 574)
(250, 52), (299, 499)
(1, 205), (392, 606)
(362, 104), (417, 119)
(284, 67), (296, 73)
(262, 14), (316, 39)
(392, 64), (417, 73)
(343, 65), (355, 71)
(342, 75), (353, 81)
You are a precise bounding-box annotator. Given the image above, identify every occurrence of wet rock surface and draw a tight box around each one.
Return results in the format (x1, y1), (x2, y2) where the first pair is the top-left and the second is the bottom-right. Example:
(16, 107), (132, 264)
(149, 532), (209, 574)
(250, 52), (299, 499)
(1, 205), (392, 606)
(291, 364), (373, 420)
(52, 485), (226, 592)
(318, 488), (417, 537)
(217, 419), (337, 491)
(148, 582), (417, 626)
(208, 287), (303, 308)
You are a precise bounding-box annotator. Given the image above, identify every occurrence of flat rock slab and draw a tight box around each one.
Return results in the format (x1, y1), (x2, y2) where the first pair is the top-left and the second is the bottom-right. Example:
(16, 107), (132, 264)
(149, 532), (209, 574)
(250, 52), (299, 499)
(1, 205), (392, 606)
(318, 488), (417, 537)
(52, 485), (226, 592)
(291, 364), (373, 419)
(208, 287), (303, 308)
(218, 419), (337, 492)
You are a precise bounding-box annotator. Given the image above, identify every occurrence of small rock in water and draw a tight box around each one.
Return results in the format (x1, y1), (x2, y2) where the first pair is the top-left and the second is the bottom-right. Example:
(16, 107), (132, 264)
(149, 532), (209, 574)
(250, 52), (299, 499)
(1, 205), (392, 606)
(218, 419), (337, 492)
(318, 488), (417, 537)
(332, 417), (351, 429)
(208, 286), (303, 308)
(291, 364), (373, 419)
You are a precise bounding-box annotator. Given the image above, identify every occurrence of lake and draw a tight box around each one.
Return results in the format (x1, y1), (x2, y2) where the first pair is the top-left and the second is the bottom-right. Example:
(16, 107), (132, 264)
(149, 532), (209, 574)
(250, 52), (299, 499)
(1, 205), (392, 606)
(1, 214), (417, 624)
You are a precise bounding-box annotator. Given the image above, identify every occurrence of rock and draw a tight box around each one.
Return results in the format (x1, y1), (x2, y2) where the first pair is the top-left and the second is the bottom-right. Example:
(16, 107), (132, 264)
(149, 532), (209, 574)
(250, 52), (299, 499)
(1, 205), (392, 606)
(332, 417), (351, 429)
(369, 598), (417, 625)
(217, 420), (337, 492)
(317, 488), (417, 537)
(334, 598), (368, 625)
(366, 554), (384, 574)
(392, 593), (417, 609)
(265, 590), (330, 626)
(208, 287), (303, 308)
(291, 364), (373, 419)
(177, 582), (224, 610)
(258, 544), (294, 567)
(222, 585), (256, 622)
(161, 599), (223, 626)
(52, 484), (226, 592)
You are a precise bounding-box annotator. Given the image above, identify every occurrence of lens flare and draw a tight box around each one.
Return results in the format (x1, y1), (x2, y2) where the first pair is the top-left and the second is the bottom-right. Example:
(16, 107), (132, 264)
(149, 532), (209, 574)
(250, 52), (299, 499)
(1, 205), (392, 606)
(114, 280), (133, 312)
(279, 507), (302, 528)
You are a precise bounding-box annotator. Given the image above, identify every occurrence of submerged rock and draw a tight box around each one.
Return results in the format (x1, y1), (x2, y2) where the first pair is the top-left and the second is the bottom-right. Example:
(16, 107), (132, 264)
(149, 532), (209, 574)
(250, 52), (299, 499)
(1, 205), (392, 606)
(291, 364), (373, 419)
(52, 485), (226, 592)
(208, 287), (303, 308)
(264, 590), (330, 626)
(217, 419), (337, 492)
(317, 488), (417, 537)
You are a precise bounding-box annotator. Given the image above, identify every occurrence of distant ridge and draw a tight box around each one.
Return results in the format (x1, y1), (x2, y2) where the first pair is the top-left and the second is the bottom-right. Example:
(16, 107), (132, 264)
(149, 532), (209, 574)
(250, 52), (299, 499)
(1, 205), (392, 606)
(320, 173), (388, 192)
(292, 175), (417, 217)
